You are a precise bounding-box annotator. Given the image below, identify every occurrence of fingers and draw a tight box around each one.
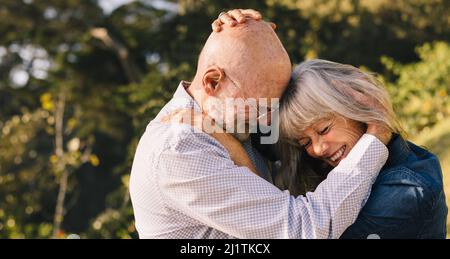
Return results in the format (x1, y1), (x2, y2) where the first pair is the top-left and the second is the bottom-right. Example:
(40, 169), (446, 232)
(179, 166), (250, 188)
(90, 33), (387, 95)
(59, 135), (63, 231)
(161, 109), (182, 124)
(366, 123), (392, 145)
(212, 9), (264, 32)
(212, 19), (222, 32)
(212, 12), (237, 33)
(219, 12), (238, 27)
(239, 9), (262, 20)
(161, 109), (205, 129)
(229, 9), (246, 23)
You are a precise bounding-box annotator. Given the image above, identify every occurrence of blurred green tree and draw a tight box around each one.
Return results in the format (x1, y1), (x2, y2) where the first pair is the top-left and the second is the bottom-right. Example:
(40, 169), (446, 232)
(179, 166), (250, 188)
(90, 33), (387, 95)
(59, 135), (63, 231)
(383, 41), (450, 136)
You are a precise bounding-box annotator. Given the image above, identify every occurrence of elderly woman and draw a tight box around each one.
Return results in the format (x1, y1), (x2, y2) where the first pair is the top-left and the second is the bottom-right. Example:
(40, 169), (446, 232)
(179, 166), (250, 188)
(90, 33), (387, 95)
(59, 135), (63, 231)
(209, 10), (447, 239)
(277, 59), (447, 238)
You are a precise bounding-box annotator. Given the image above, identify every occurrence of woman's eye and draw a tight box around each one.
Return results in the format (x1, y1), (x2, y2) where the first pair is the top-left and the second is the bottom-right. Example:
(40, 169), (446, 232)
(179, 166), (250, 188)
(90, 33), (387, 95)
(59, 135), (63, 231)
(320, 125), (331, 135)
(299, 139), (311, 148)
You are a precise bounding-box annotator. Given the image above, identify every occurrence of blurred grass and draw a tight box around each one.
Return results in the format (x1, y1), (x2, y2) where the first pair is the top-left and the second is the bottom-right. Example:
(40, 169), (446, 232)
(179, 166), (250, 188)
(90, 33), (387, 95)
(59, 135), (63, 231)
(412, 117), (450, 239)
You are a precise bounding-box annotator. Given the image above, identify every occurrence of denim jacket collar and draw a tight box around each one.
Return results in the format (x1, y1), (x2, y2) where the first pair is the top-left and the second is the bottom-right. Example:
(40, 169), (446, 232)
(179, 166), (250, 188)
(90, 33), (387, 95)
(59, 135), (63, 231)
(383, 134), (410, 170)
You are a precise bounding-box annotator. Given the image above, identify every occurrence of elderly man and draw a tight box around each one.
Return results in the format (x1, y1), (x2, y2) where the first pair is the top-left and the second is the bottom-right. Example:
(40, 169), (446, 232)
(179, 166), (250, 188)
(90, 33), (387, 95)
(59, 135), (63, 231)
(129, 16), (389, 239)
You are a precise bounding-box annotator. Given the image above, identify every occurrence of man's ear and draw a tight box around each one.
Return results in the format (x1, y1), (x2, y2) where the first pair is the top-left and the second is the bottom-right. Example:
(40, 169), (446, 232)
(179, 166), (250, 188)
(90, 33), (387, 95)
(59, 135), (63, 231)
(202, 65), (225, 96)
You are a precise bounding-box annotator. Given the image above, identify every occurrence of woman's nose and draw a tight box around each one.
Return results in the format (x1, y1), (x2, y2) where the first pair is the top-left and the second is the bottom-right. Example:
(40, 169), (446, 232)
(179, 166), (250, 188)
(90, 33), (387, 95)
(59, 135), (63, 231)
(312, 139), (329, 157)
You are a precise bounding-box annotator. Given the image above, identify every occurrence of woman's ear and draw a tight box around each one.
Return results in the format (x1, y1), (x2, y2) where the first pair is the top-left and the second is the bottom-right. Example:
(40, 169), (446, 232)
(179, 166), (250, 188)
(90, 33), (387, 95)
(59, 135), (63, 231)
(202, 65), (225, 96)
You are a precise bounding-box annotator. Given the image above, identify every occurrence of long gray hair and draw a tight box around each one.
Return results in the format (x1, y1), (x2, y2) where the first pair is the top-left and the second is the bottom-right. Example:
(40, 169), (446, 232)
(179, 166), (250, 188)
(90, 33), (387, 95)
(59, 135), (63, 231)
(275, 59), (404, 196)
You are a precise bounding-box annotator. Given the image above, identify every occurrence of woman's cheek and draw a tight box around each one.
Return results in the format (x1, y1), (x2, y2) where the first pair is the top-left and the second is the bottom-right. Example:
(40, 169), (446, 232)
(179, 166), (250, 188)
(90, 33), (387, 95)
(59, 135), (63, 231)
(325, 129), (341, 142)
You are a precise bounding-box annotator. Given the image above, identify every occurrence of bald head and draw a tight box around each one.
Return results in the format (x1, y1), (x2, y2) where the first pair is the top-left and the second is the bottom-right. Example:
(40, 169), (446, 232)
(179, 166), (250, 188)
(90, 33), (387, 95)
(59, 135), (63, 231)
(196, 19), (292, 99)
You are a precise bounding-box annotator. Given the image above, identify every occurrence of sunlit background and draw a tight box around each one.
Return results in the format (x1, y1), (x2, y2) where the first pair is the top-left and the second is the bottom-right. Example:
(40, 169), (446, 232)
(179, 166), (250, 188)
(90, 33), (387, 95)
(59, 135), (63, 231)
(0, 0), (449, 238)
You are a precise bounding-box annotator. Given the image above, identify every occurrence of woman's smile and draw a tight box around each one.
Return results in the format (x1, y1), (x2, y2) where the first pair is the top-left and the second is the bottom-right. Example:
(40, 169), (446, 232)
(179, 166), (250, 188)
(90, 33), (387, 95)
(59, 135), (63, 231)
(299, 116), (366, 167)
(328, 145), (347, 164)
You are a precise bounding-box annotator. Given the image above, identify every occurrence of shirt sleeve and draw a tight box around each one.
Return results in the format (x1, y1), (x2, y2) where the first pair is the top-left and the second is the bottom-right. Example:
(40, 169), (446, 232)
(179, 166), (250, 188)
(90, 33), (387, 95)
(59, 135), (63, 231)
(157, 132), (388, 239)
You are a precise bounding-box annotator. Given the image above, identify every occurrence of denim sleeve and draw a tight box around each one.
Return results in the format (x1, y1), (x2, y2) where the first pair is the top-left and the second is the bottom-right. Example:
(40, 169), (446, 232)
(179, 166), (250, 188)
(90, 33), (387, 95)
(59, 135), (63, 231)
(340, 169), (437, 239)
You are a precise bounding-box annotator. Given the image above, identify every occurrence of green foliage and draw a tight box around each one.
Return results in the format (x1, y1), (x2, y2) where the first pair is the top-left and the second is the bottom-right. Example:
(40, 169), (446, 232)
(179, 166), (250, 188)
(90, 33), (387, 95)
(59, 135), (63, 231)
(383, 42), (450, 135)
(0, 110), (54, 238)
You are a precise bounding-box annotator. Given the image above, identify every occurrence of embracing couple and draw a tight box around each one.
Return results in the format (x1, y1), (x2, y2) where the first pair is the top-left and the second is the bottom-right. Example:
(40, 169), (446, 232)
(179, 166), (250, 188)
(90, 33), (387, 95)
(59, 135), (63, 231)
(130, 9), (447, 239)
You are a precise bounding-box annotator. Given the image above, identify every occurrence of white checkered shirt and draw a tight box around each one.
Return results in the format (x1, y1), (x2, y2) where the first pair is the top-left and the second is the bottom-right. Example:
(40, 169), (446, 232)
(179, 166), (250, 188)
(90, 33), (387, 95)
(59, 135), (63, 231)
(129, 82), (388, 239)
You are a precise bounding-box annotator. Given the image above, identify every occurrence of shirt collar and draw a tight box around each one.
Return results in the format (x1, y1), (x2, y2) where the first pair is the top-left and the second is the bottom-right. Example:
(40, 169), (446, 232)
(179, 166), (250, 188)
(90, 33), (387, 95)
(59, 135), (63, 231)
(171, 81), (202, 112)
(384, 134), (410, 169)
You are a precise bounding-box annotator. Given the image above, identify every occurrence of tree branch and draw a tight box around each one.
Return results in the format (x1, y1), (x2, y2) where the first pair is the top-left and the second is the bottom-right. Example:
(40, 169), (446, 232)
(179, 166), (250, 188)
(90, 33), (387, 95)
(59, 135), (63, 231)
(90, 28), (142, 84)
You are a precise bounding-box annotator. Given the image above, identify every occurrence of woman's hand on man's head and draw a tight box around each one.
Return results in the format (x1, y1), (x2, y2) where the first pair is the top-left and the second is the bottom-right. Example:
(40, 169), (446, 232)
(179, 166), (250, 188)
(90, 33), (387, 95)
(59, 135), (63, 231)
(331, 81), (393, 145)
(212, 9), (276, 32)
(366, 123), (392, 146)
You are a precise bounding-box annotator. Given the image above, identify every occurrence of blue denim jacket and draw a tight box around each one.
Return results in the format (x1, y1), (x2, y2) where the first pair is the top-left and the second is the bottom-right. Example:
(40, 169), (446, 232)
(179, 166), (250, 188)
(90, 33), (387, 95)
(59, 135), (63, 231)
(340, 134), (448, 239)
